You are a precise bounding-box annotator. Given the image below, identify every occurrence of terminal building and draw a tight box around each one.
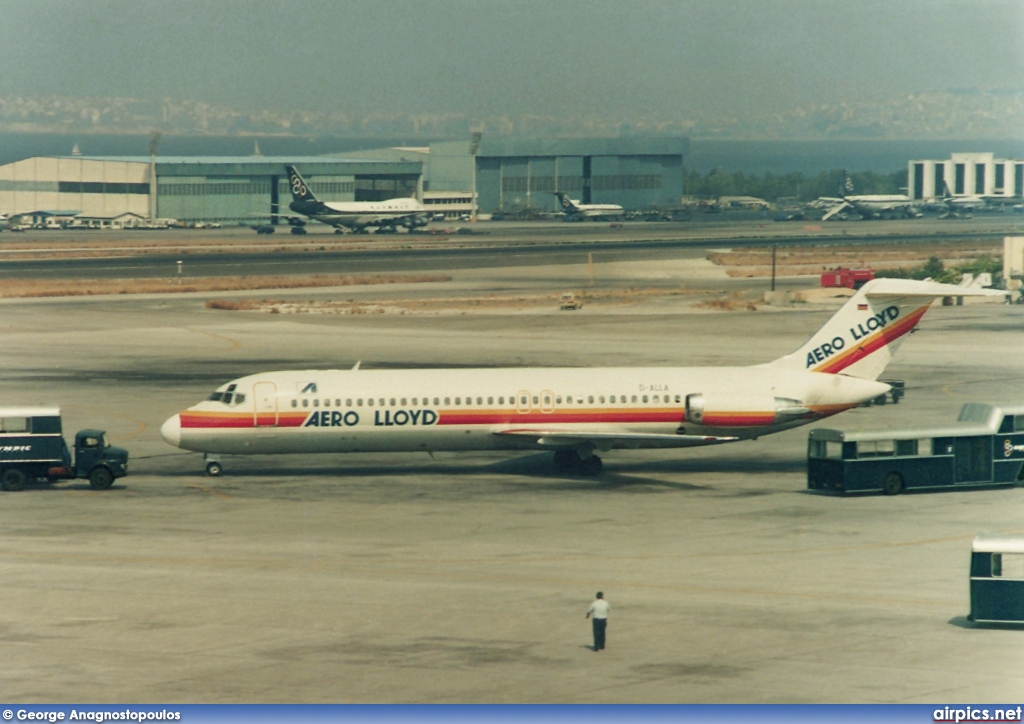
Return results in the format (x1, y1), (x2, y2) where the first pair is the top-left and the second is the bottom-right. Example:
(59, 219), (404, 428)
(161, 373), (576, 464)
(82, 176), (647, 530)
(0, 156), (423, 227)
(908, 152), (1024, 201)
(0, 136), (689, 225)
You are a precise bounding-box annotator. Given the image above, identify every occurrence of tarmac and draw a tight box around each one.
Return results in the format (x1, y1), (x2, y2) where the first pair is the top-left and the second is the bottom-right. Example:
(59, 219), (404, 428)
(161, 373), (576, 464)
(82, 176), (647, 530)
(0, 244), (1022, 703)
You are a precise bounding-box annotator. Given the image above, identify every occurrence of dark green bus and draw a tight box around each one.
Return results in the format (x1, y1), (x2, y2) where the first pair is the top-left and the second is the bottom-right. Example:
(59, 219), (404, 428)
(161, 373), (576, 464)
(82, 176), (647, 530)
(807, 403), (1024, 495)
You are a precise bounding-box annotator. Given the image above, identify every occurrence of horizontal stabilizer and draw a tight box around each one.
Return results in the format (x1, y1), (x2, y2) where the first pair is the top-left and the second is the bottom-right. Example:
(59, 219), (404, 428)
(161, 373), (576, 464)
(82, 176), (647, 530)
(768, 278), (1004, 380)
(494, 429), (739, 451)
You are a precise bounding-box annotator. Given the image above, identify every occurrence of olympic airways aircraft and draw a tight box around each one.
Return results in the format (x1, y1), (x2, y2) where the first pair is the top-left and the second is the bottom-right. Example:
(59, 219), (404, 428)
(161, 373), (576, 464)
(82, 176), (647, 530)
(554, 192), (625, 221)
(284, 165), (427, 234)
(161, 279), (999, 477)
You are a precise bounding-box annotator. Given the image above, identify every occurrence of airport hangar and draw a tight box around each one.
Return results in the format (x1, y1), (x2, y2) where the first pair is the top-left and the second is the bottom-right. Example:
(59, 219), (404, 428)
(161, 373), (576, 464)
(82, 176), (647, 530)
(0, 136), (688, 226)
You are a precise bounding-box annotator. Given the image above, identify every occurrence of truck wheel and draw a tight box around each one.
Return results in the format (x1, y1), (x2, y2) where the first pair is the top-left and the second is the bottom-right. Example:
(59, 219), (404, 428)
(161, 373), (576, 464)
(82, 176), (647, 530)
(1, 468), (26, 491)
(882, 472), (904, 496)
(206, 461), (223, 477)
(88, 467), (114, 490)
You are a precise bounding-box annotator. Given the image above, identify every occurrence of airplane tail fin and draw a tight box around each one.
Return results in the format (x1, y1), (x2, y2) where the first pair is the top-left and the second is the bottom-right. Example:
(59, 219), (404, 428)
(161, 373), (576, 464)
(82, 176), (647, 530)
(286, 165), (319, 204)
(766, 279), (1003, 380)
(554, 192), (579, 214)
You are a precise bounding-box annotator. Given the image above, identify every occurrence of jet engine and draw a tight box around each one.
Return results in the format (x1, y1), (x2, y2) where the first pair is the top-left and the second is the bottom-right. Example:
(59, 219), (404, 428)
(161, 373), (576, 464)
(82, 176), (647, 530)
(685, 393), (810, 427)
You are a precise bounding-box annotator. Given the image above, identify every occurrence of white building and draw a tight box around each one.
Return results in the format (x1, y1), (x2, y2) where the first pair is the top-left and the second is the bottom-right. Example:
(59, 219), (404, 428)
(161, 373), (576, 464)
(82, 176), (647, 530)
(909, 152), (1024, 201)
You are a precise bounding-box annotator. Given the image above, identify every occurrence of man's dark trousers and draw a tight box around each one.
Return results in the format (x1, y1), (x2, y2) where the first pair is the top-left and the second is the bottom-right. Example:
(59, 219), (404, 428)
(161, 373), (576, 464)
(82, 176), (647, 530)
(592, 618), (607, 650)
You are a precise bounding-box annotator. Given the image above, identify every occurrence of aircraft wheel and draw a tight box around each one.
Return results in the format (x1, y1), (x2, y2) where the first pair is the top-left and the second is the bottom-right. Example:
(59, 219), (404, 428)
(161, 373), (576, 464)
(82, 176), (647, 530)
(579, 456), (603, 476)
(1, 468), (26, 491)
(206, 461), (223, 477)
(882, 472), (904, 496)
(290, 226), (306, 235)
(553, 449), (581, 473)
(89, 467), (114, 490)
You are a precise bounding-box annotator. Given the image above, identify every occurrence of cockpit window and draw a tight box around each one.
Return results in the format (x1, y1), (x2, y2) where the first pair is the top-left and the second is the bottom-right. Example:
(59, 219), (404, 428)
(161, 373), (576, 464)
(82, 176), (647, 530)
(207, 385), (245, 405)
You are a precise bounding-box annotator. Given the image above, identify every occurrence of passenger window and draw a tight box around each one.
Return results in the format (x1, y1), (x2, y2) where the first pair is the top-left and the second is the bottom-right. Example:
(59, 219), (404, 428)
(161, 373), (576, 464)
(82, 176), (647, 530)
(455, 397), (461, 405)
(993, 553), (1024, 580)
(588, 396), (594, 404)
(401, 398), (407, 406)
(302, 399), (309, 408)
(368, 399), (374, 406)
(390, 398), (396, 407)
(856, 440), (895, 458)
(323, 399), (329, 407)
(357, 399), (363, 407)
(498, 396), (505, 405)
(346, 399), (352, 407)
(291, 400), (297, 408)
(532, 396), (538, 405)
(335, 399), (340, 407)
(895, 439), (918, 456)
(378, 399), (385, 407)
(444, 397), (450, 405)
(643, 395), (648, 403)
(234, 394), (245, 405)
(477, 397), (482, 405)
(433, 397), (439, 406)
(488, 397), (493, 405)
(631, 395), (637, 403)
(313, 399), (319, 407)
(675, 394), (681, 403)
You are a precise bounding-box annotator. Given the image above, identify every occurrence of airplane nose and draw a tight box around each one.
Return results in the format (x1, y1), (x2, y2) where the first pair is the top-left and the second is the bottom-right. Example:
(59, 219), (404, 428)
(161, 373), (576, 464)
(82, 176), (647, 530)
(160, 414), (182, 447)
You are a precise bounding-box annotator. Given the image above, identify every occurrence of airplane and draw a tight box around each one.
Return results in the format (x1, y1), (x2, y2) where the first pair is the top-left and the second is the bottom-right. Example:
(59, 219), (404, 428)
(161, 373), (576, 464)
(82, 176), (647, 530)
(554, 192), (624, 221)
(935, 182), (986, 218)
(160, 279), (1001, 478)
(282, 165), (428, 234)
(819, 173), (920, 221)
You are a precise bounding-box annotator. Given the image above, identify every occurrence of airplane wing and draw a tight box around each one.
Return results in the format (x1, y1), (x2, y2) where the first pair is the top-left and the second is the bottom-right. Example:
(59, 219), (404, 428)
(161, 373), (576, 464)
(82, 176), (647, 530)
(494, 429), (739, 451)
(821, 201), (851, 221)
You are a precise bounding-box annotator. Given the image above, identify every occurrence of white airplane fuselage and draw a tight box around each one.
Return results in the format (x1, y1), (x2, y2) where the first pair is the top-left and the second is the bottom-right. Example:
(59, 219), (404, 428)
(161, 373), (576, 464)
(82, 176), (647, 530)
(301, 198), (426, 230)
(160, 365), (887, 456)
(161, 279), (1000, 475)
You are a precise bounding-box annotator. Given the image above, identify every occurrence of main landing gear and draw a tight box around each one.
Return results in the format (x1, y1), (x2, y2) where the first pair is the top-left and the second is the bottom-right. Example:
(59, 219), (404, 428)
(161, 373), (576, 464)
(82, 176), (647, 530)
(204, 454), (223, 477)
(553, 449), (603, 476)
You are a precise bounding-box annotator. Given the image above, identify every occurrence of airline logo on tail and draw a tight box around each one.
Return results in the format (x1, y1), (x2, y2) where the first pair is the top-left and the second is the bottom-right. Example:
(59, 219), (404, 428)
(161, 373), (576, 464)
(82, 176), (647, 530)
(554, 192), (579, 213)
(286, 165), (318, 204)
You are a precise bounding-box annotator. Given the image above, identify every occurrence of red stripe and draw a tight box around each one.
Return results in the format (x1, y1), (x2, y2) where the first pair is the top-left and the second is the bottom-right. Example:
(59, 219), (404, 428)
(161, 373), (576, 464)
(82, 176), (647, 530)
(814, 305), (929, 374)
(437, 410), (682, 425)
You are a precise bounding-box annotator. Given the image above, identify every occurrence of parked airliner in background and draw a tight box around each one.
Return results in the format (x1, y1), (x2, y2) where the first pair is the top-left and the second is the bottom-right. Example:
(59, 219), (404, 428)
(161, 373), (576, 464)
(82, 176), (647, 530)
(819, 173), (919, 221)
(554, 192), (624, 221)
(161, 279), (1000, 477)
(284, 165), (428, 234)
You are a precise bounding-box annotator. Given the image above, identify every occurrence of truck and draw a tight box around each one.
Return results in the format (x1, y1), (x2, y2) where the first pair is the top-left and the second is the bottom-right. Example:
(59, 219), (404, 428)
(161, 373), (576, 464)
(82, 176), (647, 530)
(0, 407), (129, 491)
(820, 267), (875, 290)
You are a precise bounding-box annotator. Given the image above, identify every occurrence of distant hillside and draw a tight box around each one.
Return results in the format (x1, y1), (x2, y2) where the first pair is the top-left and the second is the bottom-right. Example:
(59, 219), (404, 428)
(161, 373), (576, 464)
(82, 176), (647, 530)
(1, 90), (1021, 140)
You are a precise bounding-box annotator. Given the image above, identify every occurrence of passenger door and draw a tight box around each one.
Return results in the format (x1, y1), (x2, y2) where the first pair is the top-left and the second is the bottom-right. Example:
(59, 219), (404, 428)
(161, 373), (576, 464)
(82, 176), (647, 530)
(253, 382), (279, 427)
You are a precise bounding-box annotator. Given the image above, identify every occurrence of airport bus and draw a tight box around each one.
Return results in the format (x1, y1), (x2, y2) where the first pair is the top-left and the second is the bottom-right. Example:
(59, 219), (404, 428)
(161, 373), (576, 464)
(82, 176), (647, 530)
(807, 403), (1024, 495)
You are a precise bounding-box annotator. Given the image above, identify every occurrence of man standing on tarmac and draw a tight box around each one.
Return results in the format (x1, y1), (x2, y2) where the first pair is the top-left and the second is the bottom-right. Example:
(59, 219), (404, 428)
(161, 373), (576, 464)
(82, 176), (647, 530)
(586, 592), (610, 651)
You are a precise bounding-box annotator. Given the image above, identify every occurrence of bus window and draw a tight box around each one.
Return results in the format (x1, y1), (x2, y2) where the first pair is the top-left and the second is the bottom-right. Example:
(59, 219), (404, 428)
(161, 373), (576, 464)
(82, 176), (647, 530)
(856, 440), (895, 458)
(809, 440), (843, 459)
(993, 553), (1024, 579)
(895, 439), (918, 456)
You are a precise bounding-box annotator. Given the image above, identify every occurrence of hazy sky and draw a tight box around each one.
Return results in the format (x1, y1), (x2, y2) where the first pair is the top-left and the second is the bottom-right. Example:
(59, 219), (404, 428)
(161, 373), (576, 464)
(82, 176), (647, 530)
(1, 0), (1022, 120)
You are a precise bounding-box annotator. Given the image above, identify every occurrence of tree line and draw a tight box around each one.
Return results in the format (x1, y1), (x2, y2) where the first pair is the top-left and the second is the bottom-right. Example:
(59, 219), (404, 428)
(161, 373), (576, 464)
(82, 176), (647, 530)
(683, 168), (906, 203)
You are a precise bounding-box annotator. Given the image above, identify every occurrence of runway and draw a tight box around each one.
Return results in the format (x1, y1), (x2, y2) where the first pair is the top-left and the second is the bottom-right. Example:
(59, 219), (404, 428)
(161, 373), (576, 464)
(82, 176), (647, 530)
(0, 229), (1022, 703)
(0, 214), (1018, 280)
